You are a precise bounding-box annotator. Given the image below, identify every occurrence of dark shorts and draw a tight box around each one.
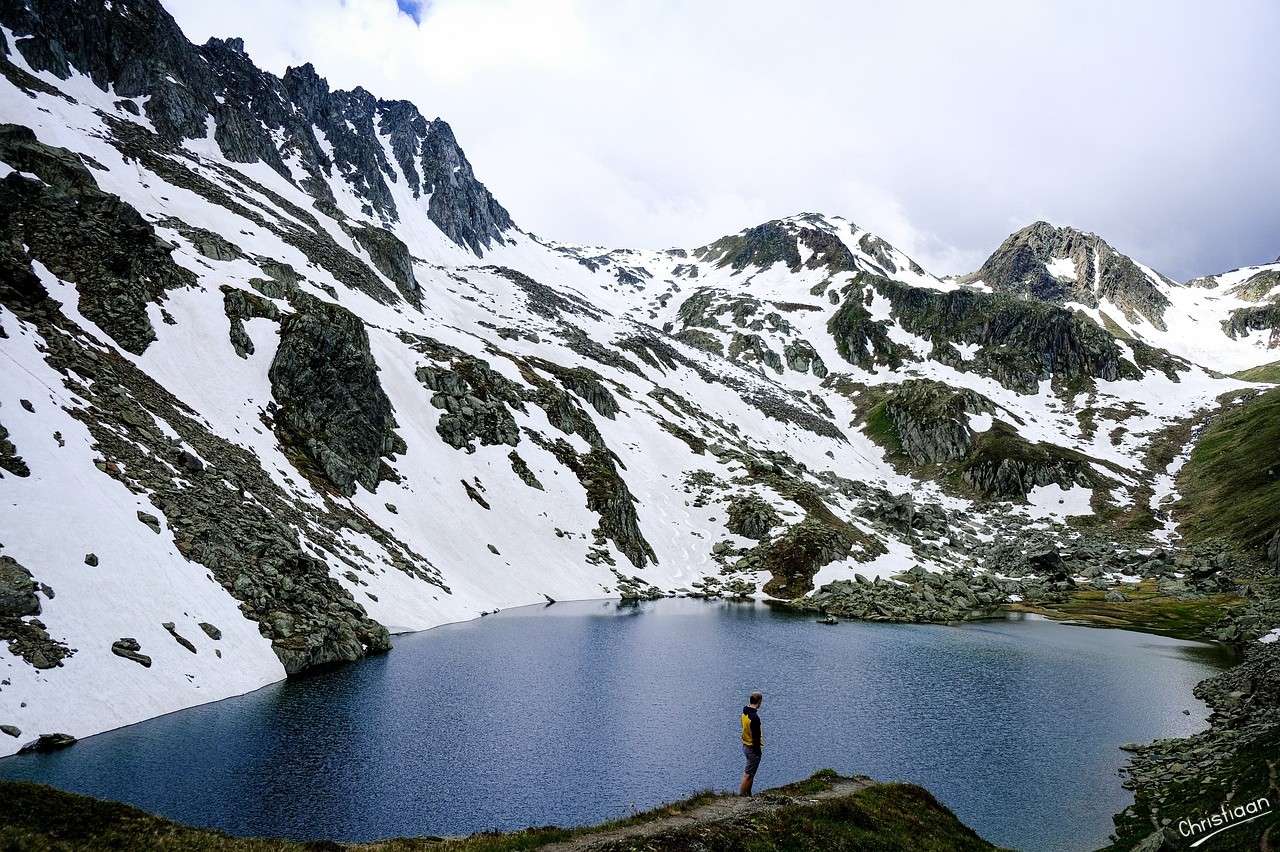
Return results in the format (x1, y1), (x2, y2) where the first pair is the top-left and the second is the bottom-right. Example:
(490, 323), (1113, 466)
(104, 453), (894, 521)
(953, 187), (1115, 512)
(743, 744), (762, 776)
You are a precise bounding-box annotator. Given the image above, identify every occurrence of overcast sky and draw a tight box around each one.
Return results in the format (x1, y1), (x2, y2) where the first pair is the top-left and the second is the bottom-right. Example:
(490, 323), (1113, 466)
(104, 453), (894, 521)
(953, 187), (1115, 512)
(167, 0), (1279, 280)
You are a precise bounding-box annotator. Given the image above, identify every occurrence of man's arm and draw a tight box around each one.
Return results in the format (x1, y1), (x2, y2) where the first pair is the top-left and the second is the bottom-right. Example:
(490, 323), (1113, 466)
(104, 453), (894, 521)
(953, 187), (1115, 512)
(750, 711), (761, 749)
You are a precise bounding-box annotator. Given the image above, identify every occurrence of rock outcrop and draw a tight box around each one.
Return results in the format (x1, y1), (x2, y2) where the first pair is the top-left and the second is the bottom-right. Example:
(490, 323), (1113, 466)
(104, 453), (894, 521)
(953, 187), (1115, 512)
(0, 554), (71, 670)
(868, 379), (999, 466)
(726, 494), (780, 540)
(833, 272), (1154, 394)
(962, 221), (1172, 329)
(0, 124), (194, 354)
(269, 294), (405, 496)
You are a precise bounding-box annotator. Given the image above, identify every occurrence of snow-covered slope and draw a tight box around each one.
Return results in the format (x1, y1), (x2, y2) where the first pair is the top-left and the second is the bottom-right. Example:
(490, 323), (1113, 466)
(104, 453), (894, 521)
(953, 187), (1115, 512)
(0, 0), (1271, 756)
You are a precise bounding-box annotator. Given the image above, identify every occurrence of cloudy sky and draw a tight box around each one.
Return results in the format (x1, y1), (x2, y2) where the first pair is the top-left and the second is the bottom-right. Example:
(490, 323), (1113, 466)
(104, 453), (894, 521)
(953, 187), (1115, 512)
(167, 0), (1279, 280)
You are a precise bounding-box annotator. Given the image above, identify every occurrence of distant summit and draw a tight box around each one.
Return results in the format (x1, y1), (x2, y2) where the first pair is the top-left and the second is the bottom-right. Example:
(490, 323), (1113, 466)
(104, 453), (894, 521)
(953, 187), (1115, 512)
(962, 221), (1173, 329)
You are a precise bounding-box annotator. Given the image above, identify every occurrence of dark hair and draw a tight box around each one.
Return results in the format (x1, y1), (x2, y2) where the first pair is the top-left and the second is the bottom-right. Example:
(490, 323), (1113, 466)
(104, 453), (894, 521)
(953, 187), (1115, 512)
(749, 692), (763, 705)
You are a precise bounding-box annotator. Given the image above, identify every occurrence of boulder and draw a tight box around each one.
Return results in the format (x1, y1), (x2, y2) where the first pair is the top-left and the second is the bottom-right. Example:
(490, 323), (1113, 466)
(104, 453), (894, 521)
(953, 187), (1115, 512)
(0, 554), (40, 617)
(1028, 546), (1065, 573)
(18, 732), (76, 754)
(110, 638), (151, 667)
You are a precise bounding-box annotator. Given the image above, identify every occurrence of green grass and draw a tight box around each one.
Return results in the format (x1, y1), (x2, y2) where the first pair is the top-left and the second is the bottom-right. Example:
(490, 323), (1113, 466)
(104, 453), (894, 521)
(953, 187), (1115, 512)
(684, 782), (1002, 852)
(1177, 387), (1280, 555)
(1231, 360), (1280, 383)
(1007, 580), (1245, 641)
(1098, 310), (1134, 341)
(0, 772), (1001, 852)
(861, 399), (902, 456)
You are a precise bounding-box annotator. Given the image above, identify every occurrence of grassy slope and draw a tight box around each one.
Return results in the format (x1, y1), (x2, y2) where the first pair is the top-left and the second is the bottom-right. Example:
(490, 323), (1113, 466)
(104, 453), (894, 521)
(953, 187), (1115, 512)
(0, 771), (1000, 852)
(1231, 361), (1280, 383)
(1177, 387), (1280, 555)
(1007, 579), (1244, 641)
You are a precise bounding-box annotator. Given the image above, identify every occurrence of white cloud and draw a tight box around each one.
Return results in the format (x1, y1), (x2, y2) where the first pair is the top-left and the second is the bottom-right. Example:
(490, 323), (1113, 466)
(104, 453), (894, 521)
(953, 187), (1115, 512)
(166, 0), (1280, 279)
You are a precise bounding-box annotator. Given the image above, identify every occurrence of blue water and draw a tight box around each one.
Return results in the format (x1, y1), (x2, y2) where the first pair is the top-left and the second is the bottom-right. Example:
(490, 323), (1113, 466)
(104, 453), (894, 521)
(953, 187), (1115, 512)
(0, 599), (1229, 850)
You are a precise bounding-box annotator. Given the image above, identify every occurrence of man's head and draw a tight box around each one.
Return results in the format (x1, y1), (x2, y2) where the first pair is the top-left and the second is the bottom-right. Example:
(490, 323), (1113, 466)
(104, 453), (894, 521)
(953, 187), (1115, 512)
(749, 692), (763, 708)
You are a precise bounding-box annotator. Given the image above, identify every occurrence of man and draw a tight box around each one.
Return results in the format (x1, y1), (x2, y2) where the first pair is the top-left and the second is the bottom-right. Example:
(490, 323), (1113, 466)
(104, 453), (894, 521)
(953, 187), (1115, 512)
(739, 691), (763, 796)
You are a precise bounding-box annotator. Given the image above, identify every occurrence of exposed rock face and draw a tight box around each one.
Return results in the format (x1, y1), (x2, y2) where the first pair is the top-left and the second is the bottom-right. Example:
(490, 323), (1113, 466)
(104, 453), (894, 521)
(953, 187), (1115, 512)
(0, 554), (40, 618)
(417, 119), (514, 254)
(0, 252), (400, 676)
(3, 0), (1276, 789)
(1269, 529), (1280, 570)
(699, 222), (806, 272)
(528, 424), (657, 570)
(269, 294), (404, 495)
(0, 124), (194, 354)
(800, 566), (1011, 623)
(872, 380), (998, 466)
(507, 451), (544, 490)
(758, 518), (853, 599)
(17, 732), (76, 754)
(0, 417), (29, 477)
(220, 285), (280, 358)
(962, 221), (1172, 329)
(834, 272), (1153, 394)
(1111, 641), (1280, 852)
(162, 622), (197, 654)
(827, 289), (908, 372)
(416, 353), (525, 452)
(1229, 268), (1280, 301)
(694, 215), (917, 280)
(0, 0), (512, 256)
(528, 358), (620, 419)
(857, 232), (926, 278)
(958, 422), (1105, 499)
(0, 554), (71, 670)
(726, 494), (780, 540)
(783, 339), (827, 376)
(1221, 303), (1280, 348)
(348, 223), (421, 305)
(110, 637), (151, 667)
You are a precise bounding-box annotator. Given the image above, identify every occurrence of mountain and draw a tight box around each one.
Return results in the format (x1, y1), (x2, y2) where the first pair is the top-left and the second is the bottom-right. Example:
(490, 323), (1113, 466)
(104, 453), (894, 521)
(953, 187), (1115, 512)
(962, 220), (1280, 373)
(0, 0), (1276, 760)
(960, 221), (1173, 326)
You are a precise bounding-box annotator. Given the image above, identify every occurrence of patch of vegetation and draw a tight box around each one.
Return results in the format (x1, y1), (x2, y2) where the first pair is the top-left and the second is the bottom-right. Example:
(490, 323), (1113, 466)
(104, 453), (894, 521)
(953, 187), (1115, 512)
(596, 780), (1000, 852)
(1231, 360), (1280, 383)
(862, 399), (903, 456)
(1177, 387), (1280, 556)
(1007, 580), (1246, 641)
(0, 772), (999, 852)
(1097, 310), (1133, 340)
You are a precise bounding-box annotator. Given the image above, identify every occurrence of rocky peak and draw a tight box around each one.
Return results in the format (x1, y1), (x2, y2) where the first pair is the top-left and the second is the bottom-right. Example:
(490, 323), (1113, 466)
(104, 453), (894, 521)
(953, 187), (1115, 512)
(693, 214), (924, 282)
(963, 221), (1173, 330)
(0, 0), (513, 254)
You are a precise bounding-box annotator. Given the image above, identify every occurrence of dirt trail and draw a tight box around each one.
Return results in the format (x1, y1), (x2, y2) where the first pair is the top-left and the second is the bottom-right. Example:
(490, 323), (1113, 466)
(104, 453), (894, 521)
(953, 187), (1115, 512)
(538, 776), (875, 851)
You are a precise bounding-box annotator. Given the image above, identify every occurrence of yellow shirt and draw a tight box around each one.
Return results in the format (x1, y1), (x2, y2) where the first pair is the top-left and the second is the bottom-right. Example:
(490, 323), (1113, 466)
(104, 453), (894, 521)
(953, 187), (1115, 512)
(740, 706), (762, 747)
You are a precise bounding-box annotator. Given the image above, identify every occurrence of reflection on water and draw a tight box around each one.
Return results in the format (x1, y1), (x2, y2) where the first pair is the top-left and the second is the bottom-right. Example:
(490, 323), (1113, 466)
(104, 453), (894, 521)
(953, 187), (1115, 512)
(0, 600), (1227, 851)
